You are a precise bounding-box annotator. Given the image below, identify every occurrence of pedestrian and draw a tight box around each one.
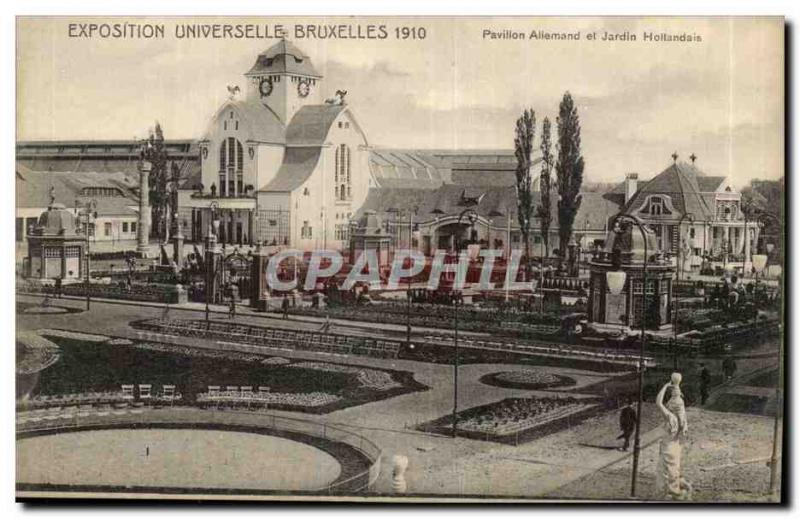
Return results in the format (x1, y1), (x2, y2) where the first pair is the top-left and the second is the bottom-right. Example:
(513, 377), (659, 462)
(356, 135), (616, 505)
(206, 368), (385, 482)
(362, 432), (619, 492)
(282, 294), (290, 320)
(320, 314), (331, 333)
(722, 356), (737, 382)
(699, 363), (711, 405)
(229, 297), (236, 320)
(617, 399), (637, 451)
(54, 277), (62, 299)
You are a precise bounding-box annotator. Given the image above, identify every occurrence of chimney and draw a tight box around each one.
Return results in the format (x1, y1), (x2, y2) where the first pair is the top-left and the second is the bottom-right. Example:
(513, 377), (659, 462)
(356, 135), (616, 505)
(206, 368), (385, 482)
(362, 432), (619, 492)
(624, 173), (638, 204)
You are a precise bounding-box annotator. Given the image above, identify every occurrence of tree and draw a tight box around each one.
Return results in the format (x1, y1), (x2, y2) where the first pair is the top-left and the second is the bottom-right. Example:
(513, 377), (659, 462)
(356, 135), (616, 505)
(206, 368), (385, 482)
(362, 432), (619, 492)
(538, 116), (553, 260)
(514, 109), (536, 280)
(555, 92), (584, 259)
(142, 123), (170, 242)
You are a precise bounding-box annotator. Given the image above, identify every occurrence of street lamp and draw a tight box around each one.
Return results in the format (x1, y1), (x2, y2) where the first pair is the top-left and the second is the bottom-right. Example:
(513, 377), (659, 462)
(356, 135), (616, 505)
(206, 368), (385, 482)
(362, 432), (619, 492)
(389, 205), (419, 347)
(75, 199), (97, 310)
(607, 213), (651, 498)
(452, 207), (478, 438)
(672, 212), (694, 370)
(751, 211), (783, 496)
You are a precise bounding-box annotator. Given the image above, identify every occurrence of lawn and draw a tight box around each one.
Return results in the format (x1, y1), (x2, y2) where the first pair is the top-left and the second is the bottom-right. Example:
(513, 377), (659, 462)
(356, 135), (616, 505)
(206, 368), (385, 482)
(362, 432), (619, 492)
(22, 334), (428, 414)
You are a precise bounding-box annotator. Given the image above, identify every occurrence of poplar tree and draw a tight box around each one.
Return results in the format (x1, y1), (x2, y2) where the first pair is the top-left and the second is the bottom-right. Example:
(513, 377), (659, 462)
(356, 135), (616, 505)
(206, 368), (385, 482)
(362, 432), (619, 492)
(555, 92), (584, 258)
(514, 109), (536, 280)
(538, 116), (553, 260)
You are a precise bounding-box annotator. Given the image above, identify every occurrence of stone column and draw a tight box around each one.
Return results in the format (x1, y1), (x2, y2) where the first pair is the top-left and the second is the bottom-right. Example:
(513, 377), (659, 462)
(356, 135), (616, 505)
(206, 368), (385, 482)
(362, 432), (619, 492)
(744, 224), (752, 274)
(172, 220), (185, 267)
(137, 160), (152, 256)
(250, 243), (269, 309)
(204, 231), (221, 304)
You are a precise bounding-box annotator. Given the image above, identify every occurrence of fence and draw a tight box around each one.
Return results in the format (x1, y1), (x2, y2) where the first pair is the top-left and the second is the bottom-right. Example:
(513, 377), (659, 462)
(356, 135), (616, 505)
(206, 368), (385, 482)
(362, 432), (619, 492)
(648, 317), (781, 354)
(133, 318), (401, 360)
(21, 281), (187, 304)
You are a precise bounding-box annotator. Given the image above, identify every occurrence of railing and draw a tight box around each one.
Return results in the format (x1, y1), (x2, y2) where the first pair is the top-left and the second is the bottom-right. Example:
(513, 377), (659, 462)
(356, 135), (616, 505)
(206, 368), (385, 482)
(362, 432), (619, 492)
(17, 410), (382, 494)
(20, 282), (186, 304)
(648, 317), (781, 353)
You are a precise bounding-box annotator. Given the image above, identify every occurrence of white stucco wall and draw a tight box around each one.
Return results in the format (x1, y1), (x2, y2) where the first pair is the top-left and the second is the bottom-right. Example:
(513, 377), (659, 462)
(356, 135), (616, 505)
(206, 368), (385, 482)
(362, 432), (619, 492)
(290, 109), (370, 251)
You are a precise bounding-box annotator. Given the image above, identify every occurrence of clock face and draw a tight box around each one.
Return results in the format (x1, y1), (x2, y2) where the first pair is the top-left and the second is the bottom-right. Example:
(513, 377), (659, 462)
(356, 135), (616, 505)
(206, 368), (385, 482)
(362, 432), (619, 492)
(298, 80), (310, 98)
(259, 77), (273, 97)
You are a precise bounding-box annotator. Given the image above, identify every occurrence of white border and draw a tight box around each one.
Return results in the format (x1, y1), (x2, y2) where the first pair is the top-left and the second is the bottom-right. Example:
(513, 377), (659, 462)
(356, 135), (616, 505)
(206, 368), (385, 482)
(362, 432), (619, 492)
(4, 2), (797, 518)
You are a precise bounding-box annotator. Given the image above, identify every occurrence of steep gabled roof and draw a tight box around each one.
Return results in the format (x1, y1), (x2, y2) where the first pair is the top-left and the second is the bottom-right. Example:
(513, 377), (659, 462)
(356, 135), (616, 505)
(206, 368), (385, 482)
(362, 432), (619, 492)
(697, 176), (726, 192)
(260, 147), (322, 192)
(245, 40), (321, 78)
(284, 104), (347, 146)
(205, 99), (286, 145)
(623, 161), (714, 218)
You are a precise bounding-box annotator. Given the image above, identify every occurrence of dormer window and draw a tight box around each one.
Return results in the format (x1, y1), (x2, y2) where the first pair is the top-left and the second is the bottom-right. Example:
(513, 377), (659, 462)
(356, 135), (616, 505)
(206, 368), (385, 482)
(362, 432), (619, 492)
(649, 196), (665, 215)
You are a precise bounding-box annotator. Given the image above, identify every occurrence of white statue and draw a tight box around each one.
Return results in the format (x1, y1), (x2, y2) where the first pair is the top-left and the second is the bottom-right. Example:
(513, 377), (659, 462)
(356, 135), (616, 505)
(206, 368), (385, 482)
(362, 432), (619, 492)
(391, 454), (408, 493)
(654, 373), (693, 500)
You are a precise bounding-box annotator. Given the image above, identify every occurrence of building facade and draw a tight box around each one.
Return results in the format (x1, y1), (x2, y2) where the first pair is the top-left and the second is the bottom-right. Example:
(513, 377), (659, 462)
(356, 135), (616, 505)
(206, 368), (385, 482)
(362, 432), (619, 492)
(619, 156), (759, 274)
(177, 40), (373, 252)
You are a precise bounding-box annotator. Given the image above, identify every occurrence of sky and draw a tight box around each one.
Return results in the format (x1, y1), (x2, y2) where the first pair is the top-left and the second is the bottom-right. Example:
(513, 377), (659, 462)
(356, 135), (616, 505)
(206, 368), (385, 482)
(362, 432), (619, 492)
(16, 16), (784, 187)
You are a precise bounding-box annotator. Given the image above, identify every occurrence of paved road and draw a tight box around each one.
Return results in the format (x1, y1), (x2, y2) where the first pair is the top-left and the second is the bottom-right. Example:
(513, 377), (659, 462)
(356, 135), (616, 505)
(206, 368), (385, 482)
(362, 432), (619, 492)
(13, 294), (728, 499)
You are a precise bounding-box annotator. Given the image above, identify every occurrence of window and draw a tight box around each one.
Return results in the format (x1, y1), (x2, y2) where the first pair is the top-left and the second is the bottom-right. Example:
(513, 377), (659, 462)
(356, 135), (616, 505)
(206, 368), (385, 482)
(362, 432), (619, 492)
(335, 144), (352, 201)
(26, 217), (37, 234)
(649, 196), (665, 215)
(218, 137), (244, 197)
(689, 227), (696, 238)
(131, 222), (137, 233)
(122, 222), (129, 233)
(301, 221), (313, 239)
(104, 222), (112, 237)
(335, 224), (350, 241)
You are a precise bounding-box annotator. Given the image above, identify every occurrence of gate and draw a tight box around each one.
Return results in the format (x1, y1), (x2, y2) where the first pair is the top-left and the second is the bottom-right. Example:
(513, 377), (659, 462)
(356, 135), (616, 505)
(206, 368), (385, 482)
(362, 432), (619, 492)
(220, 249), (252, 303)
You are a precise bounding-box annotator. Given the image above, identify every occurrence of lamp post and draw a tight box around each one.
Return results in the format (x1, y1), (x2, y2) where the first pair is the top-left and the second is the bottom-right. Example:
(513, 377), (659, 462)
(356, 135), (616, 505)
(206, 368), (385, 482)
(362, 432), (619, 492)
(452, 208), (478, 438)
(75, 199), (97, 310)
(672, 212), (694, 370)
(389, 206), (420, 347)
(752, 211), (782, 496)
(607, 213), (650, 498)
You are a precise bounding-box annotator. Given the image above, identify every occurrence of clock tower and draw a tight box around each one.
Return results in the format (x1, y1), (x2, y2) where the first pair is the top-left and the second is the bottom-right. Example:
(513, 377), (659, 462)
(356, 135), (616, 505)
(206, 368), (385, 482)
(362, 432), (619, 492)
(244, 39), (322, 124)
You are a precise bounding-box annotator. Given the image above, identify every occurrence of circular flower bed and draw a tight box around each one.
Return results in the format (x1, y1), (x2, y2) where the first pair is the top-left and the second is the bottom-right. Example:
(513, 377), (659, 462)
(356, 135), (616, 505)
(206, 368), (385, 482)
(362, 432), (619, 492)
(480, 369), (576, 390)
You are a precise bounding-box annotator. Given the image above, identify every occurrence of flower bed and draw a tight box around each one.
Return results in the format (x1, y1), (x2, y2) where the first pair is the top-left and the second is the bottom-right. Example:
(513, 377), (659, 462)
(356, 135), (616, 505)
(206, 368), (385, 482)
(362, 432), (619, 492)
(418, 396), (603, 445)
(16, 332), (61, 375)
(23, 281), (186, 304)
(480, 370), (577, 390)
(289, 303), (561, 336)
(289, 361), (401, 391)
(30, 333), (428, 415)
(196, 390), (341, 408)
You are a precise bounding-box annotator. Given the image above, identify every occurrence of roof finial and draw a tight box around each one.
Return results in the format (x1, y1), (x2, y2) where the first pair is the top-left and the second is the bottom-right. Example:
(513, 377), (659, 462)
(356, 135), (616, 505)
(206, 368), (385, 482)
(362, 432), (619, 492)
(689, 153), (697, 164)
(671, 151), (679, 163)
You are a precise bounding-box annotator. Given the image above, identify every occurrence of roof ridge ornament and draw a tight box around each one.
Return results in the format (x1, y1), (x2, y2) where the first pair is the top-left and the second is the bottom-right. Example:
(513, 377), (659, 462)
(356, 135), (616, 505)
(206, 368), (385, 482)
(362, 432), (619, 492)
(671, 151), (679, 163)
(325, 90), (347, 105)
(689, 153), (697, 164)
(227, 84), (241, 100)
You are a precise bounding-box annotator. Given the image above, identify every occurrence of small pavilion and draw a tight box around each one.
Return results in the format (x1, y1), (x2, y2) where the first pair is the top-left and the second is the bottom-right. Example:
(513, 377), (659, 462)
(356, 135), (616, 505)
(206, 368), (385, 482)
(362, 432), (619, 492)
(588, 223), (675, 331)
(26, 202), (86, 282)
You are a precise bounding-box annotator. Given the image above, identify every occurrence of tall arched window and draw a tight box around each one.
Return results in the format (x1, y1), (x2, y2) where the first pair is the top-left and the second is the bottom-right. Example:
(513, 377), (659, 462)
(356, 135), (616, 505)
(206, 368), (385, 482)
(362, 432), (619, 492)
(219, 137), (244, 197)
(335, 144), (351, 201)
